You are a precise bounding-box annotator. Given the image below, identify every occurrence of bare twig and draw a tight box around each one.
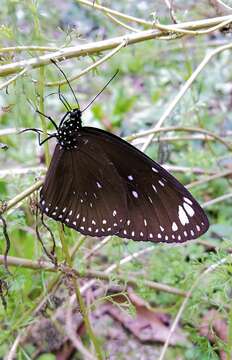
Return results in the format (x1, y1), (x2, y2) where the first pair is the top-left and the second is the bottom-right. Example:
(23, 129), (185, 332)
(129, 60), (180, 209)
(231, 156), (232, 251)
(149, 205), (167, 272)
(45, 39), (127, 87)
(210, 0), (232, 15)
(0, 67), (29, 91)
(66, 296), (97, 360)
(1, 16), (232, 77)
(202, 192), (232, 208)
(141, 41), (232, 151)
(158, 254), (232, 360)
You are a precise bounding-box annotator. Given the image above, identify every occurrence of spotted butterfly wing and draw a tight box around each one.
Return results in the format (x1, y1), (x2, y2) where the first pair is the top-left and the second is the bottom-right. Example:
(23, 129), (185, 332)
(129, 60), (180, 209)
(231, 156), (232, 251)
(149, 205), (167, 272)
(40, 111), (209, 243)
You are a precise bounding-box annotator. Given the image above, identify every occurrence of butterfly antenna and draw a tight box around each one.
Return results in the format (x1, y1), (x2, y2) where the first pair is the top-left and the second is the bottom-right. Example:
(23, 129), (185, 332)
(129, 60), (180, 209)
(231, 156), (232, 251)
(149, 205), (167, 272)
(51, 59), (80, 109)
(82, 70), (119, 112)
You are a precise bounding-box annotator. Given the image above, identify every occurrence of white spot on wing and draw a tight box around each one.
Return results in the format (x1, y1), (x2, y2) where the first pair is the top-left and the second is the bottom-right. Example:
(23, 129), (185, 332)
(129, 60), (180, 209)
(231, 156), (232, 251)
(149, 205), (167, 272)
(196, 225), (200, 232)
(172, 222), (178, 232)
(144, 219), (147, 227)
(152, 184), (157, 192)
(128, 175), (133, 180)
(132, 190), (139, 198)
(140, 232), (143, 236)
(158, 233), (161, 239)
(152, 167), (158, 173)
(184, 197), (193, 205)
(149, 233), (153, 238)
(73, 221), (77, 226)
(113, 210), (117, 216)
(127, 220), (131, 226)
(178, 205), (189, 225)
(102, 219), (107, 224)
(160, 226), (164, 232)
(183, 202), (195, 217)
(158, 180), (165, 187)
(123, 230), (127, 235)
(96, 181), (102, 188)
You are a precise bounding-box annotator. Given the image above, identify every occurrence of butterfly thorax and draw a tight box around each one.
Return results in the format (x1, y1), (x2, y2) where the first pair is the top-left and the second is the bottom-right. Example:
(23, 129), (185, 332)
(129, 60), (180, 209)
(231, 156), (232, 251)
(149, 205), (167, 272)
(57, 108), (82, 149)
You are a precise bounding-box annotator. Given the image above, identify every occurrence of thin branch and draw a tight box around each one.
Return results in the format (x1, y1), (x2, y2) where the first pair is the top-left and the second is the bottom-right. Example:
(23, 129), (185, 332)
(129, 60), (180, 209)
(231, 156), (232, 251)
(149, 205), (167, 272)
(209, 0), (232, 15)
(77, 0), (152, 26)
(0, 67), (29, 91)
(202, 192), (232, 208)
(1, 180), (43, 214)
(158, 253), (232, 360)
(78, 0), (232, 31)
(187, 169), (232, 189)
(154, 17), (232, 35)
(0, 46), (59, 53)
(45, 40), (127, 87)
(140, 41), (232, 151)
(127, 126), (232, 151)
(0, 255), (187, 297)
(66, 296), (97, 360)
(105, 13), (140, 32)
(0, 166), (46, 178)
(1, 16), (232, 76)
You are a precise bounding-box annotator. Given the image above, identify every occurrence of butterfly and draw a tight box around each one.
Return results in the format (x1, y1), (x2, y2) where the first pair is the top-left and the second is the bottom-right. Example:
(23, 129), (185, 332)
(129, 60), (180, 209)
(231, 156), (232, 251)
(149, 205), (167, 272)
(34, 64), (209, 243)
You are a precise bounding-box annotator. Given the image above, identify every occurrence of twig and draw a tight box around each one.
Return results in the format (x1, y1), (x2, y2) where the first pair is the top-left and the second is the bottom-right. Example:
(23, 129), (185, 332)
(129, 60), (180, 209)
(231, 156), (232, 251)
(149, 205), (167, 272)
(0, 67), (29, 91)
(106, 13), (140, 32)
(66, 296), (98, 360)
(0, 166), (46, 178)
(202, 192), (232, 208)
(158, 254), (232, 360)
(77, 0), (152, 26)
(1, 16), (232, 76)
(140, 41), (232, 151)
(0, 46), (59, 53)
(187, 169), (232, 189)
(0, 216), (11, 273)
(1, 180), (43, 214)
(154, 17), (232, 35)
(4, 335), (21, 360)
(127, 126), (232, 151)
(45, 39), (127, 87)
(210, 0), (232, 15)
(0, 255), (186, 297)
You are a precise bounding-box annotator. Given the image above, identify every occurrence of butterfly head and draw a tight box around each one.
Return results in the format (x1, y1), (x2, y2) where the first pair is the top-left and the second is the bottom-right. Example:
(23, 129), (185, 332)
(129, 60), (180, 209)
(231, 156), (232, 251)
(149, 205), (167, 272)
(57, 108), (82, 149)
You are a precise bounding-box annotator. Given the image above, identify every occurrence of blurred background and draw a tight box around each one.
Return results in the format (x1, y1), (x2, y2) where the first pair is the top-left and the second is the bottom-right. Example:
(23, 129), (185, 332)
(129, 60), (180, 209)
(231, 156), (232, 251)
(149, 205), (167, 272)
(0, 1), (232, 359)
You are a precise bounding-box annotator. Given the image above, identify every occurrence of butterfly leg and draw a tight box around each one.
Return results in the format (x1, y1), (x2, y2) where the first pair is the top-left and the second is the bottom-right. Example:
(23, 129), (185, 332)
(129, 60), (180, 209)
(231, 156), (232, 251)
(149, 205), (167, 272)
(36, 109), (58, 130)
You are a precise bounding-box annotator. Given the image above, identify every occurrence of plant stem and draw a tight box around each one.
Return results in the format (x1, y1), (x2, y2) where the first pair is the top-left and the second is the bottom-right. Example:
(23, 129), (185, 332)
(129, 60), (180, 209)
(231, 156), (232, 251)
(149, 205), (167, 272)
(59, 231), (103, 359)
(38, 66), (50, 166)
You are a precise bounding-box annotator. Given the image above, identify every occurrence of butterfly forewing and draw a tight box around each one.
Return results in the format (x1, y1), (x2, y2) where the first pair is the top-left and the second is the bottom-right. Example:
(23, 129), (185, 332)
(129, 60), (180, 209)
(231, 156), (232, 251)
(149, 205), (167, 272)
(40, 141), (128, 236)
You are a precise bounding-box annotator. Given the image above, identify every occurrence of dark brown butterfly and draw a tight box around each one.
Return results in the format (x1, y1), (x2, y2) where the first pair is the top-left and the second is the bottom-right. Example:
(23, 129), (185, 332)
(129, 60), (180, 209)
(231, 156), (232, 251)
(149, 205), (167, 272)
(32, 63), (210, 243)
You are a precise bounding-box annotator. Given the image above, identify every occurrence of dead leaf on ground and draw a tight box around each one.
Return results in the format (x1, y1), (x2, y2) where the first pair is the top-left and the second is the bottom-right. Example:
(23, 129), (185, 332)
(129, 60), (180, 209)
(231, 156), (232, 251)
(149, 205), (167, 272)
(98, 287), (187, 345)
